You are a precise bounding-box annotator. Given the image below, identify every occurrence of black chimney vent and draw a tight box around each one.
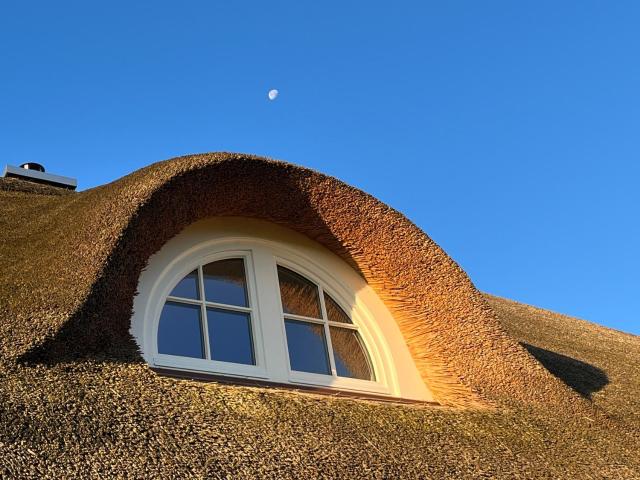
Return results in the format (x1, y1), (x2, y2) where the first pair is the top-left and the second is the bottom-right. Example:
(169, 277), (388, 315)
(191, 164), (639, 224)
(20, 162), (46, 173)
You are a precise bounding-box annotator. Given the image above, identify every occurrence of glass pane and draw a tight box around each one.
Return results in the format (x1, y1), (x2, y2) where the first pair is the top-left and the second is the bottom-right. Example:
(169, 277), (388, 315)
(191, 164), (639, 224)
(277, 266), (321, 318)
(207, 308), (255, 365)
(203, 259), (248, 307)
(324, 293), (352, 324)
(330, 327), (375, 381)
(169, 270), (199, 299)
(285, 320), (330, 375)
(157, 302), (204, 358)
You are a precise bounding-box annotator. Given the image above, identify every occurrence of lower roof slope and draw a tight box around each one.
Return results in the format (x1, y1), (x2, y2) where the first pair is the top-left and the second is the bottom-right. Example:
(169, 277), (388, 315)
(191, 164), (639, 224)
(1, 296), (638, 478)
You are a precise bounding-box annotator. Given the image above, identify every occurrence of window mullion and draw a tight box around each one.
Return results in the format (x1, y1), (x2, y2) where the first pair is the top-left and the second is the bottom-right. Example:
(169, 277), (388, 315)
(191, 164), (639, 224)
(197, 264), (211, 360)
(318, 285), (337, 376)
(253, 247), (290, 382)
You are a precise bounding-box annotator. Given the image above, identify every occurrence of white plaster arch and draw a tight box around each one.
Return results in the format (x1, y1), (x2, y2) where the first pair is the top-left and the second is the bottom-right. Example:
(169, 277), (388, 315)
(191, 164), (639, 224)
(131, 217), (433, 401)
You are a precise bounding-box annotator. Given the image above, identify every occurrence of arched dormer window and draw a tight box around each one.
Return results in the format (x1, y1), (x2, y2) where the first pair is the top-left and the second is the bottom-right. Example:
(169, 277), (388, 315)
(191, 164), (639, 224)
(131, 217), (433, 401)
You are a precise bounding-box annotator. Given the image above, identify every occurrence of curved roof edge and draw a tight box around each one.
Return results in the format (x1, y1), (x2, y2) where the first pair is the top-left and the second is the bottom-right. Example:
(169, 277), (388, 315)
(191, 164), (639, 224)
(0, 153), (589, 409)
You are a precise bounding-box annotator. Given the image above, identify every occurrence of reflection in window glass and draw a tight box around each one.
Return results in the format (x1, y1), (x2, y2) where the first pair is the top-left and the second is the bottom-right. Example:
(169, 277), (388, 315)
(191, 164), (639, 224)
(330, 327), (375, 381)
(203, 259), (248, 307)
(207, 308), (255, 365)
(277, 266), (321, 318)
(169, 270), (200, 299)
(324, 293), (352, 324)
(285, 320), (330, 375)
(157, 302), (203, 358)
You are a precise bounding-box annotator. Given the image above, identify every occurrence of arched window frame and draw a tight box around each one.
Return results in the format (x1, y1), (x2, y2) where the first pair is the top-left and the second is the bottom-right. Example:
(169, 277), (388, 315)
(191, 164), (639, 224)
(138, 237), (396, 396)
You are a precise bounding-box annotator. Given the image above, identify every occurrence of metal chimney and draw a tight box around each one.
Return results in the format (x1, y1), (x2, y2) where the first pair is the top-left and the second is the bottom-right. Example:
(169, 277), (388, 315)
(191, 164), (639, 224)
(2, 163), (77, 190)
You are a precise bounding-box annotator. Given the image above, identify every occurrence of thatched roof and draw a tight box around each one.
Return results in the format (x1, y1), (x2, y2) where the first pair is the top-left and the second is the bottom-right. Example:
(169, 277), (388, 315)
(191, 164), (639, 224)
(1, 153), (638, 478)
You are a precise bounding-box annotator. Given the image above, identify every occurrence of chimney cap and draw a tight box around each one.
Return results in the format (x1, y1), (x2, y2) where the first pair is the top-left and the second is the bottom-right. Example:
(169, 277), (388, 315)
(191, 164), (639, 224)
(20, 162), (46, 173)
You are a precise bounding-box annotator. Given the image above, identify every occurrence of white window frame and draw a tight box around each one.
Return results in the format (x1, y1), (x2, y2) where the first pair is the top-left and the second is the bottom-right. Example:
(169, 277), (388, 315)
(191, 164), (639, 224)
(138, 237), (394, 396)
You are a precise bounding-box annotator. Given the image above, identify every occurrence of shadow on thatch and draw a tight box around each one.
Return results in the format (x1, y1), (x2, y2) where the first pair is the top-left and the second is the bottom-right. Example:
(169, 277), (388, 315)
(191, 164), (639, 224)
(17, 275), (144, 366)
(522, 343), (608, 399)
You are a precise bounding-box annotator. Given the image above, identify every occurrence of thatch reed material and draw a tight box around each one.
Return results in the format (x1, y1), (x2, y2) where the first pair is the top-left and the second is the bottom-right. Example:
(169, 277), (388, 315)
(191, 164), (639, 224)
(0, 153), (638, 477)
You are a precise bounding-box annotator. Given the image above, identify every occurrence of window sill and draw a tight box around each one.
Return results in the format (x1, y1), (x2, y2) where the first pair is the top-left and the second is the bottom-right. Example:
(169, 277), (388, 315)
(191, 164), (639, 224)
(151, 367), (438, 406)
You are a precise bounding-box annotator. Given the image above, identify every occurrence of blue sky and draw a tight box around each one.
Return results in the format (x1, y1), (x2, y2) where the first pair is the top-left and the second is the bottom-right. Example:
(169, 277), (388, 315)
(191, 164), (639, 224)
(1, 2), (639, 334)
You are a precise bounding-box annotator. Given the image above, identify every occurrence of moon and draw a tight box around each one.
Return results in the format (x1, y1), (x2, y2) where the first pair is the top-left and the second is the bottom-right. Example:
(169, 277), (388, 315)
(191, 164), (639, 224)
(268, 89), (279, 100)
